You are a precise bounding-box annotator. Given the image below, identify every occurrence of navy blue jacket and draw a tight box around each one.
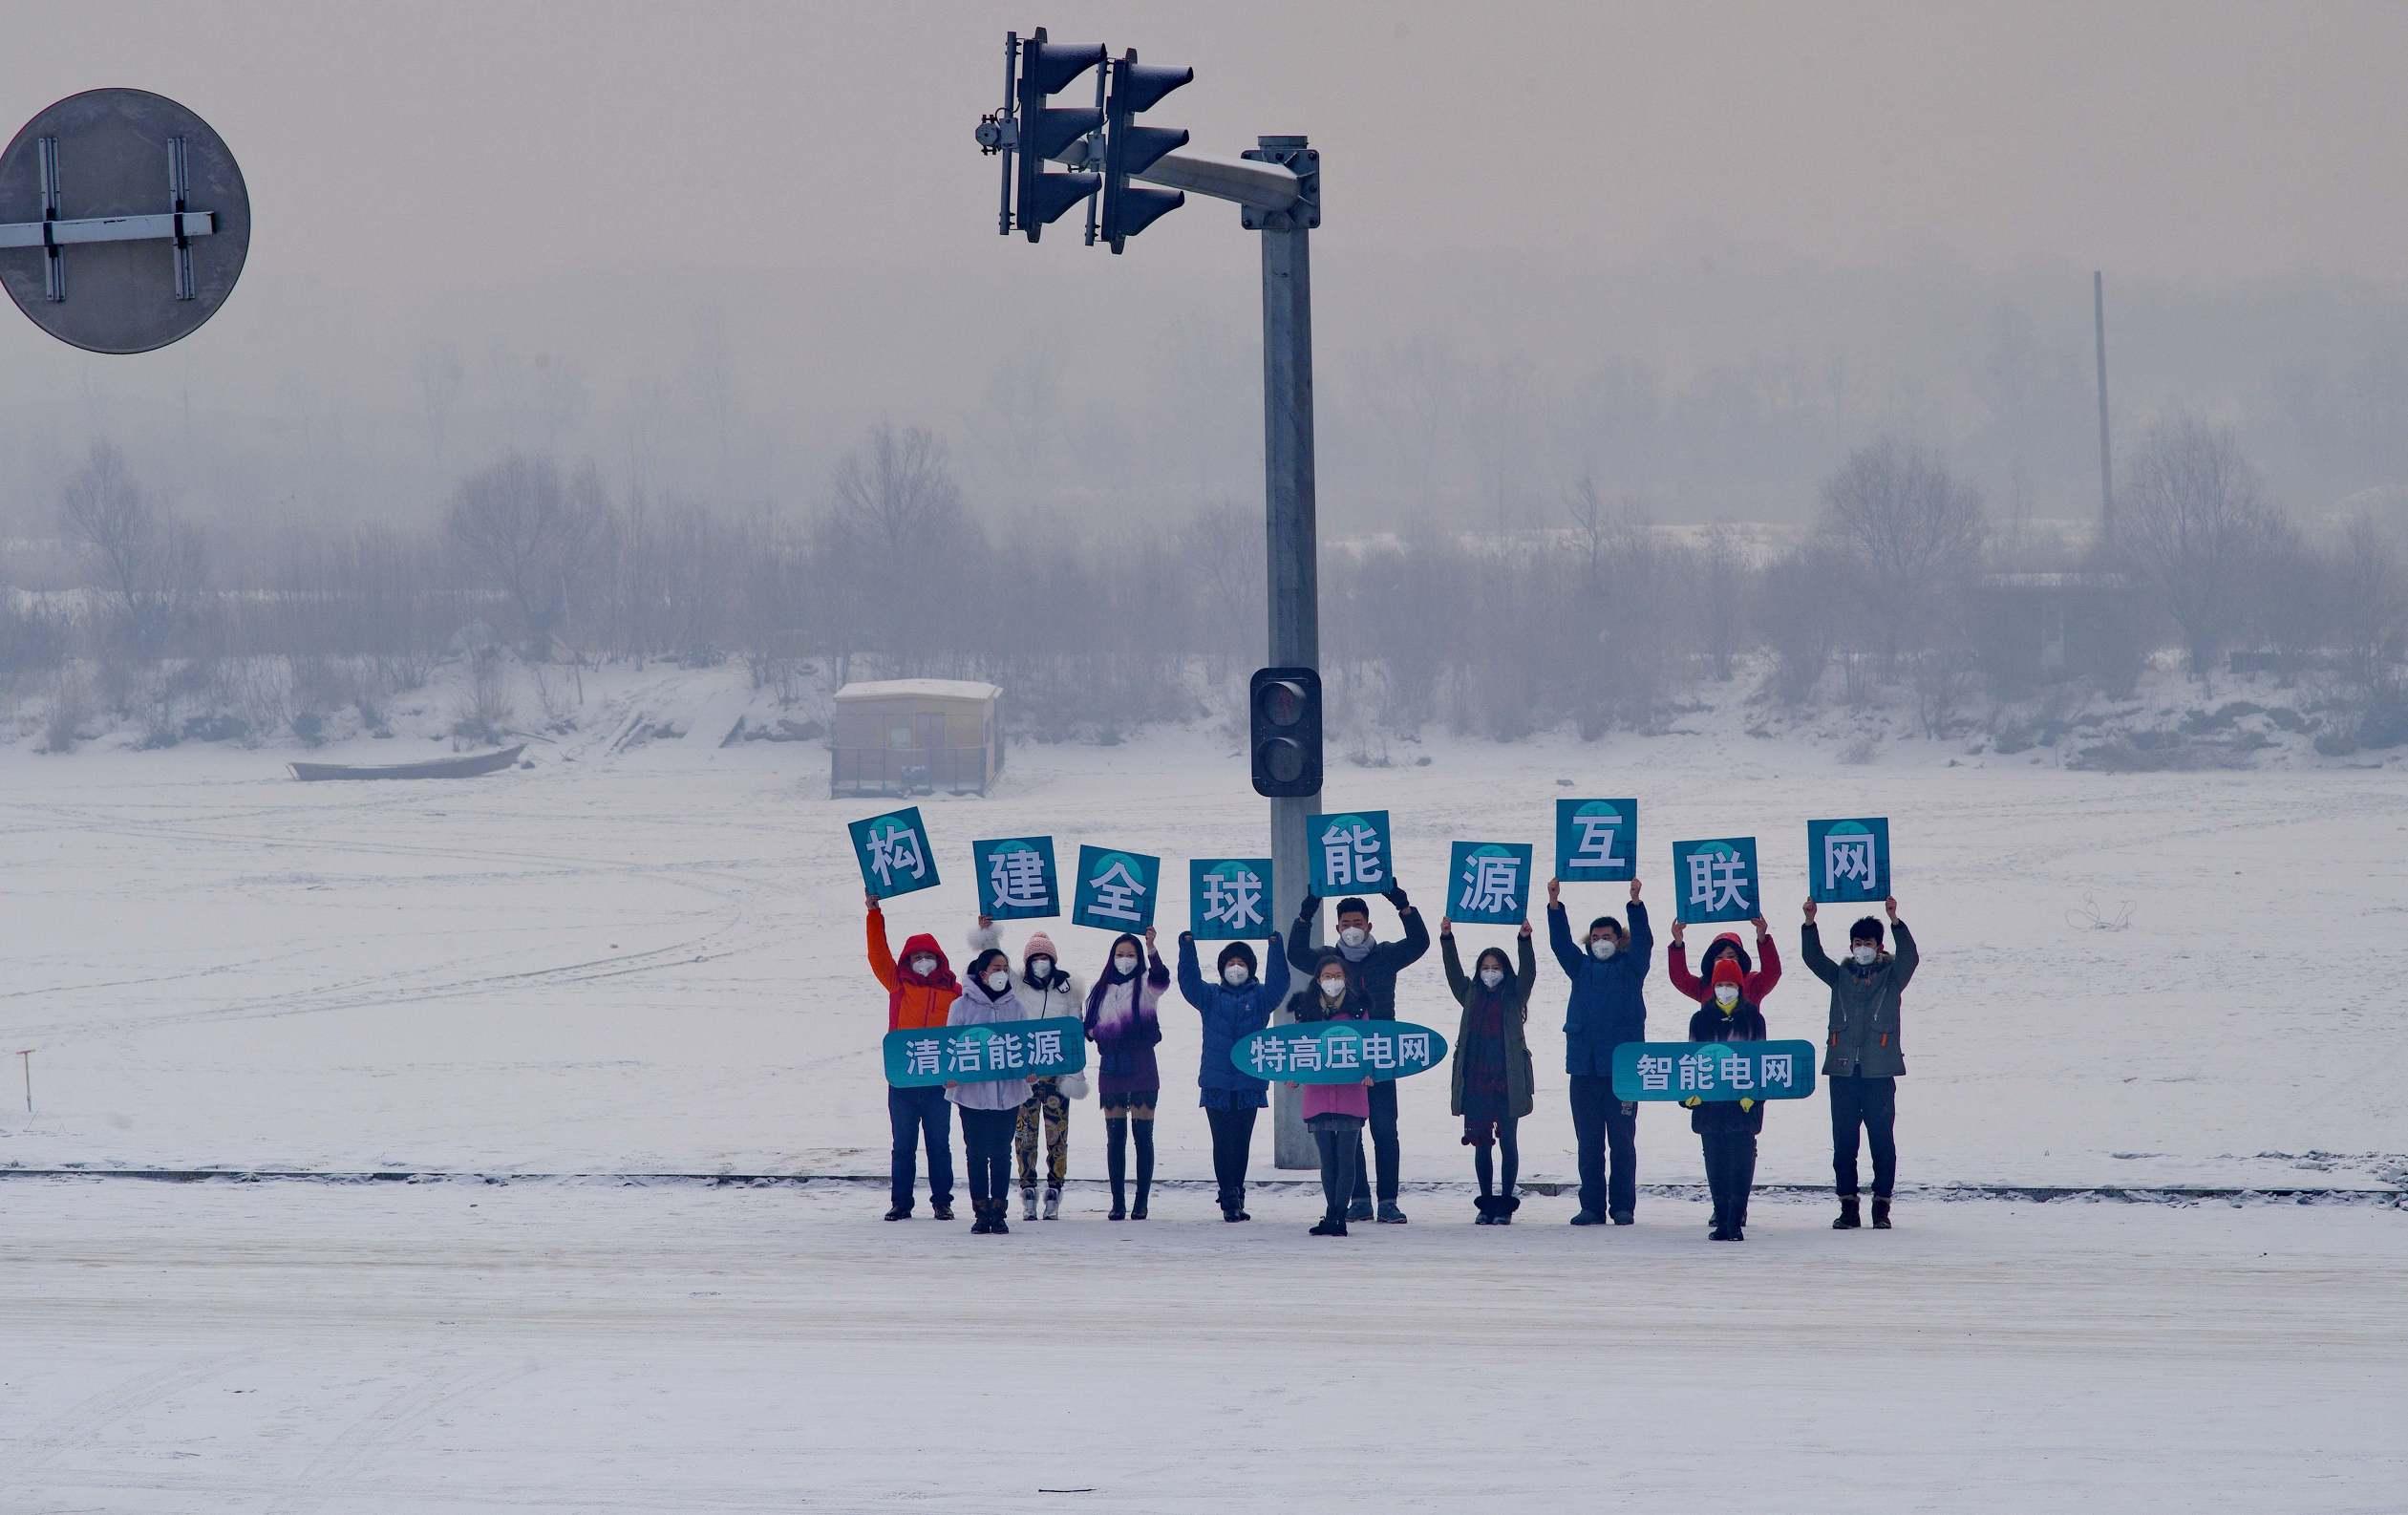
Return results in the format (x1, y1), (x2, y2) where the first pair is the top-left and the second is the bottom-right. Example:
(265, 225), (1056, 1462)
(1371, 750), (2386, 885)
(1178, 931), (1292, 1107)
(1283, 906), (1430, 1021)
(1547, 900), (1652, 1077)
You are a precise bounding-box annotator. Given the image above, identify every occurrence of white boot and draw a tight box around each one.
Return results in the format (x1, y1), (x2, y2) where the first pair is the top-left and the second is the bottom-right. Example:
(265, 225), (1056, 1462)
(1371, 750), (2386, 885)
(1042, 1186), (1061, 1221)
(1021, 1187), (1040, 1222)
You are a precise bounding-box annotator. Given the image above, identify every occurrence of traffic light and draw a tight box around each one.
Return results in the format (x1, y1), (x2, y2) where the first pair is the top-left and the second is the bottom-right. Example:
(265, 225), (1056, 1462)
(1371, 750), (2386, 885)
(1249, 666), (1322, 799)
(1012, 29), (1106, 243)
(1099, 49), (1191, 253)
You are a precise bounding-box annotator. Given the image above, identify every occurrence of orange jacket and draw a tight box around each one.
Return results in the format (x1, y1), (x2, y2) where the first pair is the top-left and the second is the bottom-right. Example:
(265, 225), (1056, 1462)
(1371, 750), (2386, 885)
(868, 907), (960, 1032)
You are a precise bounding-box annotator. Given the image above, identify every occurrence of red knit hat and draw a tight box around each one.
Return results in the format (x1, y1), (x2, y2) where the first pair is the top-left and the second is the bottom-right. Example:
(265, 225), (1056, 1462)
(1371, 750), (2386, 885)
(1710, 956), (1745, 991)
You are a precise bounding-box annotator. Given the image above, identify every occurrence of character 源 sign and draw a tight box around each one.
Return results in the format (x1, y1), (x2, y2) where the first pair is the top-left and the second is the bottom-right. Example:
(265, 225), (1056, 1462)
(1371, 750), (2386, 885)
(1446, 842), (1533, 926)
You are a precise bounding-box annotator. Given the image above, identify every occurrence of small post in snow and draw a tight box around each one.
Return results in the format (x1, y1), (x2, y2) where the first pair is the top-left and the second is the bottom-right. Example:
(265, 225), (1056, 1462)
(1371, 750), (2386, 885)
(16, 1049), (31, 1115)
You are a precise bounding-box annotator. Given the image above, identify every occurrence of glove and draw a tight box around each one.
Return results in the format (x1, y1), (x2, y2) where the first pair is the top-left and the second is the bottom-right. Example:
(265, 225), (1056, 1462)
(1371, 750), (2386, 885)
(1296, 893), (1322, 919)
(1384, 885), (1412, 910)
(1682, 1096), (1702, 1109)
(1739, 1097), (1756, 1113)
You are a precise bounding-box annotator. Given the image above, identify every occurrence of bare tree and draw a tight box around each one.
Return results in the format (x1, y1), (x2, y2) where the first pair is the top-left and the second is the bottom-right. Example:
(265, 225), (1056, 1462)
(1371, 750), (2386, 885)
(57, 440), (209, 656)
(2330, 512), (2408, 688)
(2117, 414), (2286, 680)
(444, 453), (606, 649)
(819, 423), (978, 676)
(1817, 437), (1987, 666)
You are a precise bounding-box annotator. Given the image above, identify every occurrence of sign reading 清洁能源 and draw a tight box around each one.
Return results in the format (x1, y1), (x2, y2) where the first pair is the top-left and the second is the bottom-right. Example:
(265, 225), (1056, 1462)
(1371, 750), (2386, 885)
(884, 1017), (1087, 1087)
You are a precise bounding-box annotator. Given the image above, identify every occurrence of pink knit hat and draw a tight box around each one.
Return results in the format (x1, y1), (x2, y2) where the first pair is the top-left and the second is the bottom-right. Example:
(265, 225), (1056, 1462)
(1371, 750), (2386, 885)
(1023, 932), (1058, 961)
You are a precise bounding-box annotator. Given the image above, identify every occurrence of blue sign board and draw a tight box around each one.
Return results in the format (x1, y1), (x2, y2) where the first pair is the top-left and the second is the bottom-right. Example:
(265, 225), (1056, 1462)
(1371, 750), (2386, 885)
(1446, 842), (1534, 926)
(1610, 1039), (1820, 1102)
(1672, 836), (1760, 925)
(884, 1017), (1087, 1088)
(850, 806), (939, 900)
(1306, 808), (1393, 896)
(973, 836), (1059, 920)
(1230, 1020), (1450, 1084)
(1071, 844), (1162, 933)
(1807, 818), (1891, 905)
(1554, 798), (1638, 883)
(1190, 857), (1275, 940)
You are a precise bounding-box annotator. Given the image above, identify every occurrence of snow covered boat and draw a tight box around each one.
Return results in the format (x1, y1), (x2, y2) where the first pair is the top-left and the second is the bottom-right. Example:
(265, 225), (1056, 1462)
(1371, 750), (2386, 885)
(288, 744), (525, 782)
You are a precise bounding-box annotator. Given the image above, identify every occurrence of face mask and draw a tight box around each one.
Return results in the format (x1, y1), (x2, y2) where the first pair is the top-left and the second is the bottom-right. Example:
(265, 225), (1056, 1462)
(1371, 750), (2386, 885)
(1115, 954), (1140, 975)
(1028, 956), (1052, 979)
(1589, 938), (1617, 961)
(1479, 968), (1506, 990)
(1319, 977), (1347, 998)
(1223, 965), (1252, 988)
(1338, 927), (1369, 949)
(1852, 944), (1879, 966)
(909, 956), (937, 976)
(1714, 984), (1740, 1009)
(985, 971), (1012, 993)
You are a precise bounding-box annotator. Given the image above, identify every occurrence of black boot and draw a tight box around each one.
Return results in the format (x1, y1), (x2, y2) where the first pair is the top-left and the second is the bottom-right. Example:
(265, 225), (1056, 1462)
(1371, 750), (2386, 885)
(1496, 1195), (1520, 1227)
(990, 1203), (1009, 1236)
(970, 1205), (992, 1235)
(1310, 1213), (1348, 1237)
(1474, 1194), (1497, 1226)
(1106, 1118), (1128, 1220)
(1834, 1196), (1862, 1229)
(1872, 1197), (1892, 1229)
(930, 1201), (953, 1221)
(1131, 1121), (1154, 1219)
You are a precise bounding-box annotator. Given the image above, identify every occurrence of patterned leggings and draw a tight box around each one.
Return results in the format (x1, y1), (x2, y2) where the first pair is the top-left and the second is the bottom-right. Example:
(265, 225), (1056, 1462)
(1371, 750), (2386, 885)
(1014, 1078), (1070, 1190)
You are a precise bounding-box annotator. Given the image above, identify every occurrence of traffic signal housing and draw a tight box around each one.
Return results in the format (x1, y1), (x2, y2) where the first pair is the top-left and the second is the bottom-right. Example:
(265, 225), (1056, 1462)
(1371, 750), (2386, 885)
(1013, 29), (1106, 242)
(1249, 666), (1322, 799)
(1100, 49), (1192, 252)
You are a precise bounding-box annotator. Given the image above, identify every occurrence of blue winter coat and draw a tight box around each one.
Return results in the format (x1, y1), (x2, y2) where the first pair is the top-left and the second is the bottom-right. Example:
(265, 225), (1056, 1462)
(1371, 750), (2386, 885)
(1547, 899), (1652, 1077)
(1178, 931), (1292, 1109)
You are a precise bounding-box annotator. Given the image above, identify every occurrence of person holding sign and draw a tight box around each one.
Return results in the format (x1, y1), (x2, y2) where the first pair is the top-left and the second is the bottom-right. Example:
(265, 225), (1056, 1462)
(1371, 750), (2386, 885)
(1802, 894), (1919, 1230)
(948, 949), (1034, 1236)
(1439, 917), (1538, 1226)
(1085, 929), (1168, 1221)
(1176, 928), (1291, 1222)
(1666, 915), (1780, 1010)
(1286, 953), (1374, 1237)
(1683, 956), (1770, 1242)
(1285, 887), (1429, 1224)
(969, 920), (1087, 1223)
(1547, 875), (1652, 1226)
(866, 892), (961, 1223)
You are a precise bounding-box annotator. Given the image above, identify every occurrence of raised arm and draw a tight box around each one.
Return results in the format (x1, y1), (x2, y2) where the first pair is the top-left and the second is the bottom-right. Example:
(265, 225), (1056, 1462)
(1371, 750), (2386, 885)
(1440, 932), (1471, 1006)
(1285, 895), (1321, 976)
(1889, 918), (1918, 991)
(967, 918), (1002, 955)
(1388, 890), (1432, 968)
(1546, 901), (1585, 979)
(1800, 916), (1840, 987)
(1624, 898), (1653, 976)
(1175, 932), (1208, 1012)
(1751, 925), (1782, 999)
(1665, 941), (1702, 1000)
(866, 901), (898, 992)
(1258, 930), (1292, 1007)
(1515, 930), (1539, 999)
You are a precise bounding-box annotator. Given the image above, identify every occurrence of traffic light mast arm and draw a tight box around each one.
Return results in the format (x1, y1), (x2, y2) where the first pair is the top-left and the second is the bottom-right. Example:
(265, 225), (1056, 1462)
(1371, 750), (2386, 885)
(1056, 141), (1301, 215)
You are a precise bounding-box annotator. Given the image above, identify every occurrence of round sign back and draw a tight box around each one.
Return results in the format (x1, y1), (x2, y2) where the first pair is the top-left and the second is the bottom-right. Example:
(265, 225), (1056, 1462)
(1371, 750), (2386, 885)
(0, 88), (251, 353)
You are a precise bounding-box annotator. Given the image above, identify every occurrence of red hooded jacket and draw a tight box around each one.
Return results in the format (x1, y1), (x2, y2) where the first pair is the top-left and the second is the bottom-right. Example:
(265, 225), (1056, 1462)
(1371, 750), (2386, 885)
(1665, 928), (1781, 1007)
(867, 907), (960, 1031)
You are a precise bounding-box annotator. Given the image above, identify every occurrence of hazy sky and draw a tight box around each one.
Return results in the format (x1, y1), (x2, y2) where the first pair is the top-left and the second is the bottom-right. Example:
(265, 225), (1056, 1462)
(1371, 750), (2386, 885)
(5, 0), (2406, 527)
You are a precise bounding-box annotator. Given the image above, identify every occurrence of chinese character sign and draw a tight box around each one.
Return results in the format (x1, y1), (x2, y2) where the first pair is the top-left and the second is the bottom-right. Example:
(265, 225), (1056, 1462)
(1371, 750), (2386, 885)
(972, 836), (1059, 921)
(1609, 1039), (1819, 1102)
(1555, 798), (1638, 883)
(1306, 809), (1393, 895)
(1230, 1020), (1450, 1084)
(1673, 836), (1760, 925)
(849, 807), (939, 900)
(1807, 818), (1891, 905)
(1072, 845), (1162, 932)
(1446, 842), (1534, 926)
(884, 1017), (1087, 1088)
(1189, 858), (1275, 941)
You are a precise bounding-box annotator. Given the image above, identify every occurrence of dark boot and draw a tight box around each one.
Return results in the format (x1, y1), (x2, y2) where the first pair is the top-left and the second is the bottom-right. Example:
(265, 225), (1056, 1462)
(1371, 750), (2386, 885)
(970, 1206), (992, 1235)
(1496, 1196), (1520, 1227)
(1310, 1214), (1349, 1237)
(1376, 1200), (1408, 1225)
(1474, 1195), (1497, 1226)
(930, 1202), (953, 1222)
(990, 1205), (1009, 1236)
(1106, 1118), (1128, 1220)
(1872, 1197), (1892, 1229)
(1834, 1196), (1863, 1229)
(1347, 1197), (1375, 1223)
(884, 1205), (910, 1222)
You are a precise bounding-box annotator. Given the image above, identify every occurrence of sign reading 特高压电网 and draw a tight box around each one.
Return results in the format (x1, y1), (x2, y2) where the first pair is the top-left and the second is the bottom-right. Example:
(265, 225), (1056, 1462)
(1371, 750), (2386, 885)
(884, 1017), (1087, 1088)
(1229, 1020), (1450, 1084)
(1610, 1039), (1820, 1102)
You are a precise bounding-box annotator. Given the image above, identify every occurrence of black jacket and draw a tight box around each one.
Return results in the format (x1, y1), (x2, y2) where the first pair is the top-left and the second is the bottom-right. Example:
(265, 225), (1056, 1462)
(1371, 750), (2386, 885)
(1686, 999), (1769, 1134)
(1286, 903), (1430, 1022)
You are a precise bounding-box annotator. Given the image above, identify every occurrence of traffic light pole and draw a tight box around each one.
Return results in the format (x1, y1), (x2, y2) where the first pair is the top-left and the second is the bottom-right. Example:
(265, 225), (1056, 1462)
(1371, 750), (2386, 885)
(1249, 136), (1322, 1169)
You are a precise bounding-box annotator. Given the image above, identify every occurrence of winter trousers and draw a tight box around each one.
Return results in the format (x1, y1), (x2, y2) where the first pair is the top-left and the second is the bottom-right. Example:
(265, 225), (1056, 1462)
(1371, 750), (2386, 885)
(1014, 1078), (1070, 1194)
(886, 1084), (954, 1213)
(1829, 1074), (1898, 1199)
(1310, 1113), (1364, 1222)
(1205, 1105), (1260, 1212)
(1471, 1115), (1521, 1200)
(1349, 1078), (1401, 1204)
(1105, 1111), (1156, 1212)
(1701, 1129), (1758, 1231)
(1569, 1074), (1638, 1218)
(958, 1105), (1016, 1214)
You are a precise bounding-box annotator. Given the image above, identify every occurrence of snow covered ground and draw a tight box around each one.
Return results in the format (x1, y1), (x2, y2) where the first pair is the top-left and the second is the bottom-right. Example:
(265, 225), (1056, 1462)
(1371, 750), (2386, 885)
(2, 1180), (2402, 1513)
(2, 667), (2403, 1508)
